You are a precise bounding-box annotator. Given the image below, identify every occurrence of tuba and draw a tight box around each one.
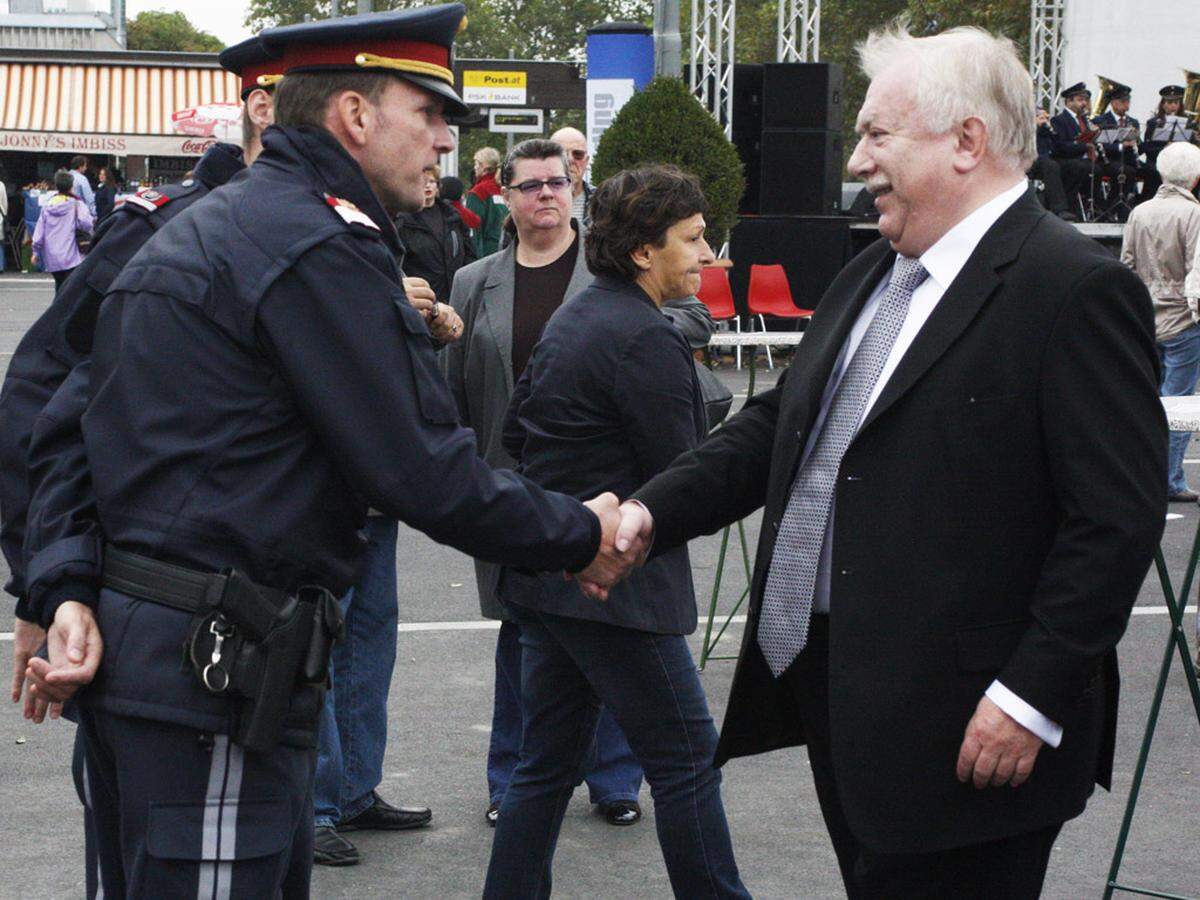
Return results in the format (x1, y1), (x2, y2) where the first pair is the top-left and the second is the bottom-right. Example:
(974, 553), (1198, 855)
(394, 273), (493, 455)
(1092, 75), (1128, 119)
(1184, 69), (1200, 121)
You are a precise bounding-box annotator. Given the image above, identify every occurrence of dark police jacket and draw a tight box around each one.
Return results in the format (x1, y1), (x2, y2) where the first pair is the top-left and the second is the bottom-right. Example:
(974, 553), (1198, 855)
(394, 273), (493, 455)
(499, 275), (705, 635)
(1050, 108), (1091, 159)
(23, 125), (599, 735)
(0, 142), (245, 619)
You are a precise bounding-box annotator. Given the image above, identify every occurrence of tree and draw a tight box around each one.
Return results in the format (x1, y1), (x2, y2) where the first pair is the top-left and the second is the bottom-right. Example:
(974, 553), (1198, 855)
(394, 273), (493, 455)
(126, 10), (225, 52)
(244, 0), (652, 61)
(591, 77), (744, 245)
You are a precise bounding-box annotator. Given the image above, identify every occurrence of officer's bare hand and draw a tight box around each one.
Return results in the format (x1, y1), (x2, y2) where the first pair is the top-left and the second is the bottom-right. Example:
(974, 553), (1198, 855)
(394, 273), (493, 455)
(956, 695), (1043, 789)
(575, 500), (653, 600)
(25, 601), (103, 717)
(403, 276), (463, 342)
(11, 616), (60, 721)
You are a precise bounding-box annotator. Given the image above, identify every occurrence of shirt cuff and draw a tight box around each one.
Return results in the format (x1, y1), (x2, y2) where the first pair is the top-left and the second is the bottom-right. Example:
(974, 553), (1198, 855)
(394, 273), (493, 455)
(986, 680), (1063, 748)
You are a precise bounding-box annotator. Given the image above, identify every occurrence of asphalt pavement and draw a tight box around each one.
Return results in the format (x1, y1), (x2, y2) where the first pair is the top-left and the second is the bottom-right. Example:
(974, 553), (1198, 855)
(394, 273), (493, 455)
(1, 273), (1198, 899)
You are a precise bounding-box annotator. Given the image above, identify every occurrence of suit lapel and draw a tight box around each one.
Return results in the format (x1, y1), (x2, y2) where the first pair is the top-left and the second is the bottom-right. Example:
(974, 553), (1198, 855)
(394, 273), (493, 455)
(859, 193), (1046, 433)
(479, 247), (516, 395)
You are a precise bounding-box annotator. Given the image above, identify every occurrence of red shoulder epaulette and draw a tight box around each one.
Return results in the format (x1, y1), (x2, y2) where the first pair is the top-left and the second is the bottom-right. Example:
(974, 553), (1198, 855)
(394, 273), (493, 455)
(121, 188), (173, 213)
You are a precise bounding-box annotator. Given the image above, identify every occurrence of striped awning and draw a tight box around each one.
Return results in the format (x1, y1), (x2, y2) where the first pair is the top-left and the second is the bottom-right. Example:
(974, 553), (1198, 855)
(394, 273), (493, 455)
(0, 59), (241, 156)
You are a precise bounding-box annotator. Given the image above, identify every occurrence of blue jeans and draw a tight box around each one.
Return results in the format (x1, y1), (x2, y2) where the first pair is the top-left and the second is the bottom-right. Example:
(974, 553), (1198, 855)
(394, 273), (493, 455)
(488, 620), (642, 807)
(314, 517), (399, 828)
(1159, 324), (1200, 495)
(483, 612), (749, 899)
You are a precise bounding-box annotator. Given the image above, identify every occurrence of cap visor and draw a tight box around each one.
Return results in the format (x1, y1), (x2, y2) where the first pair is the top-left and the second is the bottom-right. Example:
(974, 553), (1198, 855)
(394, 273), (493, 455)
(398, 72), (471, 118)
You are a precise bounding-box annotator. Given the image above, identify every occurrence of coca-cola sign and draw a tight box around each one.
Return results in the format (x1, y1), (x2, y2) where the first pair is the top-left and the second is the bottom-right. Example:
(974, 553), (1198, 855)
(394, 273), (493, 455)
(180, 138), (217, 155)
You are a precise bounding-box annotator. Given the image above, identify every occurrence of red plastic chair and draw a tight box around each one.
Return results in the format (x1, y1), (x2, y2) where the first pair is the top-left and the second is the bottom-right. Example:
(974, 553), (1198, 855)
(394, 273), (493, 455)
(697, 265), (746, 368)
(747, 264), (813, 369)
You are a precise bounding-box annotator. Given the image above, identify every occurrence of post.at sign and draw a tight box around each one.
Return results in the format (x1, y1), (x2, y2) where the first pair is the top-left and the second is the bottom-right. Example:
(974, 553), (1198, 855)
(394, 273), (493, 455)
(488, 108), (545, 134)
(585, 23), (654, 157)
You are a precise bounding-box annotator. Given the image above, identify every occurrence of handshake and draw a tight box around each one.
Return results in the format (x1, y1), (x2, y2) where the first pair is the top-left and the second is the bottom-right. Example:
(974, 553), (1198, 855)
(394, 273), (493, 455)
(574, 493), (656, 600)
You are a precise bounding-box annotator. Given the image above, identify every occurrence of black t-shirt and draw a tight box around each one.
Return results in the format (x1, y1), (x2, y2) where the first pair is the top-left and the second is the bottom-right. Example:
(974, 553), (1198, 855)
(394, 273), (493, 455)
(512, 233), (579, 381)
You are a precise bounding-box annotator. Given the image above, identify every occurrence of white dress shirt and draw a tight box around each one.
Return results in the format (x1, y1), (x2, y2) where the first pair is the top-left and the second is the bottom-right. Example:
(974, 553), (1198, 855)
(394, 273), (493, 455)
(801, 178), (1063, 748)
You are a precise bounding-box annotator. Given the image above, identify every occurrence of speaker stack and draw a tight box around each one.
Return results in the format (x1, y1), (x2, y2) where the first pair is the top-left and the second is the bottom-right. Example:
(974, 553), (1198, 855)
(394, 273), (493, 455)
(728, 62), (850, 314)
(732, 62), (844, 215)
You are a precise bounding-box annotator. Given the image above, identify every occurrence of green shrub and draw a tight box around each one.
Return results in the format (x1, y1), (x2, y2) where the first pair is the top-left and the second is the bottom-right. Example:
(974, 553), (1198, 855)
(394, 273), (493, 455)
(592, 77), (745, 246)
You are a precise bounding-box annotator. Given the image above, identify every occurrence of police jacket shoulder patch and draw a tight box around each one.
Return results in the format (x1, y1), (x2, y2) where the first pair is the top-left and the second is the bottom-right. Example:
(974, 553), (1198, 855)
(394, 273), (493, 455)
(324, 194), (381, 232)
(121, 188), (174, 214)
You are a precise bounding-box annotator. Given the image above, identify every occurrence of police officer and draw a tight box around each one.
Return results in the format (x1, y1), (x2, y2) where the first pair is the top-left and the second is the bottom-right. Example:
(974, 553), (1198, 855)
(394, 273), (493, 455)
(21, 6), (625, 896)
(0, 37), (279, 900)
(2, 35), (280, 719)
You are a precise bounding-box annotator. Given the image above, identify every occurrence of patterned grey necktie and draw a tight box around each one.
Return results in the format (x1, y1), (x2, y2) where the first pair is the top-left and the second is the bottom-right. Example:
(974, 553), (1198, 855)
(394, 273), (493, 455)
(757, 256), (929, 677)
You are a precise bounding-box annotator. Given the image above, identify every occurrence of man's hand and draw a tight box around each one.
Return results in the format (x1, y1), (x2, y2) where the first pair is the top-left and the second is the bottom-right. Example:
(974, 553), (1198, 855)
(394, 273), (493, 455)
(403, 276), (463, 342)
(24, 601), (103, 719)
(11, 617), (60, 722)
(956, 695), (1044, 789)
(573, 498), (653, 600)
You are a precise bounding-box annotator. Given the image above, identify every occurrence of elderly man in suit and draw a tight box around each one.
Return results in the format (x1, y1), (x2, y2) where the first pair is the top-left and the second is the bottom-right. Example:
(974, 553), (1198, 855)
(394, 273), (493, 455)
(606, 24), (1166, 898)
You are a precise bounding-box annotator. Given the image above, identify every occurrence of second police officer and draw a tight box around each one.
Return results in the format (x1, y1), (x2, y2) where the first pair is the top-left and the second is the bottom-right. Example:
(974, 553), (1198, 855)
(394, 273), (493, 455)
(21, 6), (627, 896)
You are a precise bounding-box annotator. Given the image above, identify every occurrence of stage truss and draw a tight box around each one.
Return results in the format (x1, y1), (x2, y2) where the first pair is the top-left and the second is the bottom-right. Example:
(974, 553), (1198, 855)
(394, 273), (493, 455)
(777, 0), (820, 62)
(1030, 0), (1066, 112)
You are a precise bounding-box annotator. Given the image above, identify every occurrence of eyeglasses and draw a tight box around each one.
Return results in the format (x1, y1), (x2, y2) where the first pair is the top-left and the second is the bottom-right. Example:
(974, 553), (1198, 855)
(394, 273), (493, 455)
(509, 176), (572, 196)
(568, 149), (588, 160)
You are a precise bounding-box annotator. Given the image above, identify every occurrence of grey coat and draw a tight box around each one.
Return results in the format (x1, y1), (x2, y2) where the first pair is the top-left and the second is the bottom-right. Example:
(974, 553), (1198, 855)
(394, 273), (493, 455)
(445, 230), (714, 619)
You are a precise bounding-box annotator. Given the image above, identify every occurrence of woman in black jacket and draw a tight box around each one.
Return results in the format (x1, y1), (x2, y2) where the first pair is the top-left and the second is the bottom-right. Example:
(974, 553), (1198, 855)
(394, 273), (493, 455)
(483, 166), (750, 899)
(393, 164), (476, 302)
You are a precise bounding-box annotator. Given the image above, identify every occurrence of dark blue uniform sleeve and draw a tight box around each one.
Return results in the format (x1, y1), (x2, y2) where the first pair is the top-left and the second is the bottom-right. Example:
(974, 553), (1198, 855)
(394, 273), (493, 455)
(0, 208), (152, 614)
(24, 360), (101, 628)
(255, 234), (600, 573)
(1051, 114), (1086, 159)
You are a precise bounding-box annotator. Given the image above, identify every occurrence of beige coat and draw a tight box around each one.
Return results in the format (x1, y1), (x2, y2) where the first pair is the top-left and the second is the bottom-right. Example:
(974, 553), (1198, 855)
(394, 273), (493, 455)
(1121, 183), (1200, 341)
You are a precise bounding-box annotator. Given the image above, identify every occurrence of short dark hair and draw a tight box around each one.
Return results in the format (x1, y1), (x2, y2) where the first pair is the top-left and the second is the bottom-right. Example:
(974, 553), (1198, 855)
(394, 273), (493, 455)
(439, 175), (465, 202)
(54, 169), (74, 195)
(499, 139), (570, 188)
(70, 155), (87, 171)
(273, 71), (391, 130)
(585, 165), (707, 280)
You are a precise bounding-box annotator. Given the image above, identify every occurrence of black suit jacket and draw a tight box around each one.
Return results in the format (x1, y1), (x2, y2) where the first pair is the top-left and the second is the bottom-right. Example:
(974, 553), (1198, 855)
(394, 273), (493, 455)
(501, 274), (705, 634)
(1050, 109), (1090, 159)
(634, 193), (1166, 852)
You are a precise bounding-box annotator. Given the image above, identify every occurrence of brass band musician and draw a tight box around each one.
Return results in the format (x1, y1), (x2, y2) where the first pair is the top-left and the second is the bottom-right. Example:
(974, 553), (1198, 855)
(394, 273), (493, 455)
(1143, 85), (1191, 198)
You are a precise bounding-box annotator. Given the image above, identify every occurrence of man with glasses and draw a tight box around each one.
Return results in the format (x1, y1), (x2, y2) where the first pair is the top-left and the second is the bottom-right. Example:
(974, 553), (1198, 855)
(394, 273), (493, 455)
(550, 126), (594, 229)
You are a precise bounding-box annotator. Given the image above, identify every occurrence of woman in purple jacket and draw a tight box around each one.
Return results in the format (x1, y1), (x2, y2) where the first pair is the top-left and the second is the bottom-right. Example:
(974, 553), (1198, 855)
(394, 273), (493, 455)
(31, 170), (94, 289)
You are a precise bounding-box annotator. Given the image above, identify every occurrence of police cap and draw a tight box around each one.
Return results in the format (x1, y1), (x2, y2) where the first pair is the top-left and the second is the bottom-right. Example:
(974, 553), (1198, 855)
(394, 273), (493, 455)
(259, 4), (470, 117)
(1060, 82), (1091, 100)
(219, 36), (282, 100)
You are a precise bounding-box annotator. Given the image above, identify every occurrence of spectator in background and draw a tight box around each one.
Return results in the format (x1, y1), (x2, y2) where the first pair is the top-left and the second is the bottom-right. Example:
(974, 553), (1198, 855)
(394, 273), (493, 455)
(466, 146), (505, 257)
(1122, 141), (1200, 502)
(0, 167), (8, 271)
(394, 164), (477, 304)
(31, 169), (93, 289)
(440, 175), (481, 230)
(68, 155), (96, 217)
(95, 167), (118, 222)
(550, 126), (594, 229)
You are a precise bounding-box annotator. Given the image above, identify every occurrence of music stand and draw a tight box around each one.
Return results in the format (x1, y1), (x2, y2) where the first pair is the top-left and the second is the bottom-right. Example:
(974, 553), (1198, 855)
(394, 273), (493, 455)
(1092, 125), (1138, 223)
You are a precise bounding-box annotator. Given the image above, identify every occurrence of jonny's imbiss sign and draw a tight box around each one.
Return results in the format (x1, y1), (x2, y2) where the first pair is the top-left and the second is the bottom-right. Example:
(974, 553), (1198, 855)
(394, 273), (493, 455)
(0, 130), (239, 156)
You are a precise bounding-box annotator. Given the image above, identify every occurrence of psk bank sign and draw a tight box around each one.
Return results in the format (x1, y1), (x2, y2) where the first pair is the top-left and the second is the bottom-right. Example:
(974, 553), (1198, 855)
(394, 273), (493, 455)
(585, 23), (654, 159)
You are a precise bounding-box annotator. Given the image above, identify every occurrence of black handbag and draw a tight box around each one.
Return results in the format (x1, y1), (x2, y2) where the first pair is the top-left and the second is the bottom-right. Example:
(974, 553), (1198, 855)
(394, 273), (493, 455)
(694, 360), (733, 431)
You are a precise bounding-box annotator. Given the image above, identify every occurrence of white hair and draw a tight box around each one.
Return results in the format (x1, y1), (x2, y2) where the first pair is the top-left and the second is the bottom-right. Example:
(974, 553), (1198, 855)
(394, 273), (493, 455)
(1156, 141), (1200, 190)
(858, 22), (1036, 170)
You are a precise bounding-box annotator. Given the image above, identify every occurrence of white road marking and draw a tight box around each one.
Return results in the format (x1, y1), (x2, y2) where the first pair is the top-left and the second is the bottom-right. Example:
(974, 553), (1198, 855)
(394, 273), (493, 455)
(1, 609), (1193, 641)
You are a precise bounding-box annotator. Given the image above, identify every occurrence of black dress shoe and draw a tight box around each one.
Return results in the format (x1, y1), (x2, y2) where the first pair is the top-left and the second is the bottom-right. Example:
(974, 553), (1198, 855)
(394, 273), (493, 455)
(600, 800), (642, 826)
(314, 825), (360, 867)
(485, 802), (500, 827)
(1169, 490), (1199, 502)
(337, 791), (432, 832)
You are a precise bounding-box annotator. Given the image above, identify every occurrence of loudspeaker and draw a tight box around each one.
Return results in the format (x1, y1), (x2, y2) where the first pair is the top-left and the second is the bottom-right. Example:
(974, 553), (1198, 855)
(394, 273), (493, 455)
(731, 64), (764, 214)
(758, 129), (843, 215)
(762, 62), (843, 130)
(728, 215), (853, 315)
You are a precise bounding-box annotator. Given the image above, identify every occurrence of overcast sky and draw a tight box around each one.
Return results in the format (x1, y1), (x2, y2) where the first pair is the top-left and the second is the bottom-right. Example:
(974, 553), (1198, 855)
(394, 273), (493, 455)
(125, 0), (254, 47)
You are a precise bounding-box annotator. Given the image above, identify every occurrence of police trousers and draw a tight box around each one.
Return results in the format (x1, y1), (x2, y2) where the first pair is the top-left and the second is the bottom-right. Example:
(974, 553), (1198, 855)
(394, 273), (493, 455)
(77, 706), (315, 899)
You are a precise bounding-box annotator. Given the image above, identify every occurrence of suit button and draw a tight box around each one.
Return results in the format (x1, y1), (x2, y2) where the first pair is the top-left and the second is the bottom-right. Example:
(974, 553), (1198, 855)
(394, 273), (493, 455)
(840, 568), (851, 576)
